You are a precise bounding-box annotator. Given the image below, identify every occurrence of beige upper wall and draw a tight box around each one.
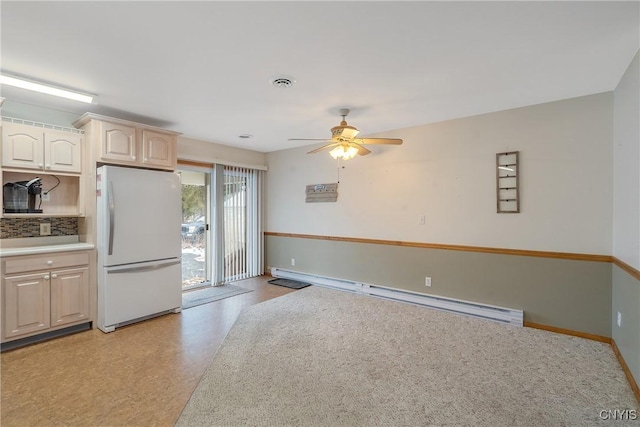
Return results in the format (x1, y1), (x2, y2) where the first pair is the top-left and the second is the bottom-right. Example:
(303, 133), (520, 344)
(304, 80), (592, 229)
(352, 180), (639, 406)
(178, 135), (266, 169)
(0, 85), (621, 258)
(611, 50), (640, 386)
(613, 50), (640, 270)
(266, 93), (614, 255)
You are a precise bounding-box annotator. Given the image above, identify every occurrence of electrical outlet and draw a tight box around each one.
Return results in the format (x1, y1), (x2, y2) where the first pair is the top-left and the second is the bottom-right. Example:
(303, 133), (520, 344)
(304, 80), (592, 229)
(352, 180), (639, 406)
(291, 258), (296, 266)
(617, 311), (622, 327)
(425, 277), (431, 287)
(40, 223), (51, 236)
(40, 192), (50, 201)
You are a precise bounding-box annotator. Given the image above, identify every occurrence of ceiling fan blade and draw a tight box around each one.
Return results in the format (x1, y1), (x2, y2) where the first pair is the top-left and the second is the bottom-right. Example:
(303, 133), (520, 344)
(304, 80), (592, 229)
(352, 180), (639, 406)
(289, 138), (333, 142)
(356, 145), (371, 156)
(307, 142), (339, 154)
(356, 138), (403, 145)
(351, 143), (371, 156)
(339, 127), (360, 139)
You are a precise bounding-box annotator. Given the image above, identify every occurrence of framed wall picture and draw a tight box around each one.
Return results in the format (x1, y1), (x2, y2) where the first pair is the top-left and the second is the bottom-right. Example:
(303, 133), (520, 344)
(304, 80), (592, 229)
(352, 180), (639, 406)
(496, 151), (520, 213)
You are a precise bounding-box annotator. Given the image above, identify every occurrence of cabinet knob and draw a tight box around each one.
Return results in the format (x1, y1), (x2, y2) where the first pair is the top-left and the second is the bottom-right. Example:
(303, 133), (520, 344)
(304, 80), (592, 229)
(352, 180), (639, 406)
(44, 275), (50, 280)
(132, 156), (136, 160)
(47, 260), (53, 266)
(38, 163), (44, 168)
(51, 274), (58, 279)
(45, 164), (51, 169)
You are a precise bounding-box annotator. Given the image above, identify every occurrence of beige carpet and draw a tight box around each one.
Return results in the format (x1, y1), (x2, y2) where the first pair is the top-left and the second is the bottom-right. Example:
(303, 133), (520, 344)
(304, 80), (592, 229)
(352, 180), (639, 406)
(176, 286), (639, 426)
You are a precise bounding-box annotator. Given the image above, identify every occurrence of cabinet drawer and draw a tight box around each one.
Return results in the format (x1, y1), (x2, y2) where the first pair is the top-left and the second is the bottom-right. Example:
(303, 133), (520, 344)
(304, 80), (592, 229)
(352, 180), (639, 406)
(4, 252), (89, 275)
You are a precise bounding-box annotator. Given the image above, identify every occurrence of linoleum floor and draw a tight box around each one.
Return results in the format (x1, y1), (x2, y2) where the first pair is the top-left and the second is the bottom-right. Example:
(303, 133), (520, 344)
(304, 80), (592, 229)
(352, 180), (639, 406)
(1, 276), (295, 427)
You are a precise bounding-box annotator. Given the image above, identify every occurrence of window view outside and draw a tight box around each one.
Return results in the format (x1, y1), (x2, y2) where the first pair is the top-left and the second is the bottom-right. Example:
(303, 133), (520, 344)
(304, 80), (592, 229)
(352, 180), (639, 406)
(181, 171), (207, 289)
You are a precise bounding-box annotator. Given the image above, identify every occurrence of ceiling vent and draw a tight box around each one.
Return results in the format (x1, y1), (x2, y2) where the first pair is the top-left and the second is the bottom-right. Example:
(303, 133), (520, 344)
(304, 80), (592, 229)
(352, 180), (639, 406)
(270, 76), (295, 89)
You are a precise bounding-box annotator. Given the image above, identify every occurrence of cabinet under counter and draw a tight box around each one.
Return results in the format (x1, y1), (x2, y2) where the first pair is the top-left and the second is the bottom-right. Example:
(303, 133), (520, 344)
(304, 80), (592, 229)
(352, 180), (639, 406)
(1, 247), (95, 343)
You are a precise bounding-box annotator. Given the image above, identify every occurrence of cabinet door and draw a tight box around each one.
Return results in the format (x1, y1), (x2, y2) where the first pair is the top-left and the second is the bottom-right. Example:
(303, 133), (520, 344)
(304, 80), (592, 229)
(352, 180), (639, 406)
(100, 122), (137, 165)
(50, 267), (89, 327)
(141, 130), (175, 170)
(1, 123), (44, 170)
(3, 272), (50, 339)
(44, 130), (83, 173)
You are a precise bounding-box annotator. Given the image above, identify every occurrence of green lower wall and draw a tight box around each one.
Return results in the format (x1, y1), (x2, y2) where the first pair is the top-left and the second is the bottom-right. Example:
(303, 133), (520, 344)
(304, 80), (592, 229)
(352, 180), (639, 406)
(266, 235), (612, 337)
(612, 265), (640, 384)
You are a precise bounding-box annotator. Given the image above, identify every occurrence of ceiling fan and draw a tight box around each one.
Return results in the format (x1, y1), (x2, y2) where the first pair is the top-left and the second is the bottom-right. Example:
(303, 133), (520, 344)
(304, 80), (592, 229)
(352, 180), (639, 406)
(289, 109), (403, 160)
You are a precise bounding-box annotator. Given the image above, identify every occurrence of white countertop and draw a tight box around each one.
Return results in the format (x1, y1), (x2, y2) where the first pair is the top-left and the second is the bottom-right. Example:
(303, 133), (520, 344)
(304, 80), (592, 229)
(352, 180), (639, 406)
(0, 236), (95, 257)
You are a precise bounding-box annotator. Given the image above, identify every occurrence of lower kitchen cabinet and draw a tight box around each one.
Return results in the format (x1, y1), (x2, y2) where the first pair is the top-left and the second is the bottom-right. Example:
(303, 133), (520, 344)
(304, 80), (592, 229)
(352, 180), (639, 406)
(50, 267), (89, 328)
(3, 272), (50, 339)
(2, 251), (91, 342)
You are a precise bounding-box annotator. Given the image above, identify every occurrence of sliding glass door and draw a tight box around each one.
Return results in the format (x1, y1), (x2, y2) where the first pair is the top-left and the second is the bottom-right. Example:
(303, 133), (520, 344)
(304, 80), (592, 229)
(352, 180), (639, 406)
(179, 168), (213, 289)
(220, 166), (263, 282)
(223, 168), (247, 280)
(179, 163), (263, 287)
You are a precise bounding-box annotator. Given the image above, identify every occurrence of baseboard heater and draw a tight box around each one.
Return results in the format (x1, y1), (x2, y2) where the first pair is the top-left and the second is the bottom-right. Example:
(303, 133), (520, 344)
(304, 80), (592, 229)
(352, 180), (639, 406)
(271, 267), (523, 326)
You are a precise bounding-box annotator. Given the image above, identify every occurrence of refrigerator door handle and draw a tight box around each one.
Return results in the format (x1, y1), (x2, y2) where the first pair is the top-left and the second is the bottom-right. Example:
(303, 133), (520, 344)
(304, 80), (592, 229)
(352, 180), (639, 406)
(107, 259), (181, 274)
(108, 181), (115, 255)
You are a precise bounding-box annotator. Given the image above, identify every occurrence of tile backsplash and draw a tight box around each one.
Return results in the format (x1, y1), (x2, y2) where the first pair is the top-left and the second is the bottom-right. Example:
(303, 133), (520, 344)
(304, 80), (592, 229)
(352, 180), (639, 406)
(0, 217), (79, 239)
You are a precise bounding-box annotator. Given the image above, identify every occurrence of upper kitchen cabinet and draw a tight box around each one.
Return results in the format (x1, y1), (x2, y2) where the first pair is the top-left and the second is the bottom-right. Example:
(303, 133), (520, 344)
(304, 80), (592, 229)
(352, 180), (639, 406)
(142, 130), (174, 169)
(73, 113), (179, 171)
(0, 120), (86, 217)
(2, 121), (83, 173)
(100, 121), (137, 165)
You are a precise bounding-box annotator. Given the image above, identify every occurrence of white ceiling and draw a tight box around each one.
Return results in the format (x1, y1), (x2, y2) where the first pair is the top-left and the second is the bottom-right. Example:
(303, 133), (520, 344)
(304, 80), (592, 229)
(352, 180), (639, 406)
(1, 1), (638, 153)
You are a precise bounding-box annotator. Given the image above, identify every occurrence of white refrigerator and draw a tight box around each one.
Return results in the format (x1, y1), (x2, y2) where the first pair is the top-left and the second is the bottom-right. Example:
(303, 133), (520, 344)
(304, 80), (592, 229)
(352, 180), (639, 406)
(96, 165), (182, 332)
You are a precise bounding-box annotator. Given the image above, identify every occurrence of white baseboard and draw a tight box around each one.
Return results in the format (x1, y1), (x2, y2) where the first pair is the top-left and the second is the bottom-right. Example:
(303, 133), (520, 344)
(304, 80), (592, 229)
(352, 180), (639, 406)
(270, 267), (523, 326)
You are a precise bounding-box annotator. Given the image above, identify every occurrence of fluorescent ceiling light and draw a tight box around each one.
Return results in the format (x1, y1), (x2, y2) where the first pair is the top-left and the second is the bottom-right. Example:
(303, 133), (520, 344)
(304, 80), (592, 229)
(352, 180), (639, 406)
(0, 73), (94, 104)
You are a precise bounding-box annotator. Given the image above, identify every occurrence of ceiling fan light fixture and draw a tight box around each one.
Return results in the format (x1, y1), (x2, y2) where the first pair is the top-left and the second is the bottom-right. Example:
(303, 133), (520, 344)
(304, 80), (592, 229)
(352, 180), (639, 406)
(329, 146), (344, 159)
(294, 108), (403, 159)
(330, 145), (358, 160)
(344, 146), (359, 160)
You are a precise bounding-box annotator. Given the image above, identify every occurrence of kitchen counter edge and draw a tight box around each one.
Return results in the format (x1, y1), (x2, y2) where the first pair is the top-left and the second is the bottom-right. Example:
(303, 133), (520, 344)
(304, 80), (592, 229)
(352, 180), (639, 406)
(0, 243), (95, 257)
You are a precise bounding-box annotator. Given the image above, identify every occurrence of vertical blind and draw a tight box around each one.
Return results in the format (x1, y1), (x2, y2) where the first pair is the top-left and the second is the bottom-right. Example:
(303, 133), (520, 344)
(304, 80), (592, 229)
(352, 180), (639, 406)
(221, 165), (263, 282)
